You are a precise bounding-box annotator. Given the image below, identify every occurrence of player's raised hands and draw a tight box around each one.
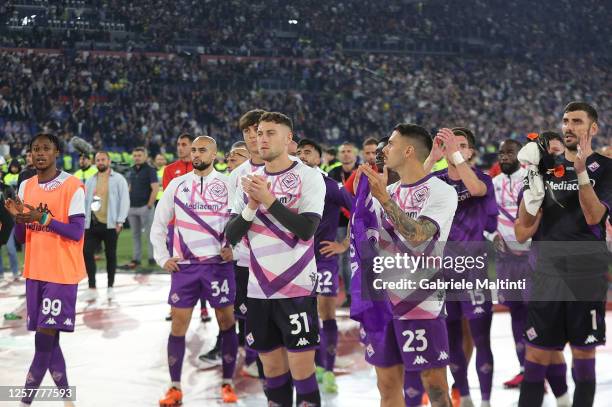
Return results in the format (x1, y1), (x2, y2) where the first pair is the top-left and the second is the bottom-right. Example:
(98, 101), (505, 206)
(574, 132), (593, 174)
(360, 164), (391, 204)
(4, 196), (24, 217)
(429, 134), (446, 163)
(242, 175), (275, 208)
(436, 127), (459, 157)
(15, 204), (43, 224)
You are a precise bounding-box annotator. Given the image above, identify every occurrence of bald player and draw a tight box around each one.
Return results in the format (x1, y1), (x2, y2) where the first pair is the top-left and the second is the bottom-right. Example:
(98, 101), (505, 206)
(151, 136), (239, 405)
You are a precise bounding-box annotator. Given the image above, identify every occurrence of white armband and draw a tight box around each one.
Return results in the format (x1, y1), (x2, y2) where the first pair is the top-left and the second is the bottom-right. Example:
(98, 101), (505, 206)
(577, 171), (590, 186)
(451, 151), (465, 165)
(241, 206), (257, 222)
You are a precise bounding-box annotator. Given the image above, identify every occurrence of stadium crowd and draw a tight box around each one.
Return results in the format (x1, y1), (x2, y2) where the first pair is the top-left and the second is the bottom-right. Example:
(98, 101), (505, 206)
(1, 0), (610, 56)
(1, 51), (610, 165)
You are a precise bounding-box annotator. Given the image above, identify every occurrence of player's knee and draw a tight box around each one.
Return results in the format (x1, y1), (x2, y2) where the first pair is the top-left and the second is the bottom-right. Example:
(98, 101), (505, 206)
(317, 302), (335, 321)
(37, 327), (57, 336)
(215, 307), (235, 330)
(525, 345), (551, 365)
(376, 372), (402, 398)
(471, 332), (491, 348)
(571, 346), (595, 360)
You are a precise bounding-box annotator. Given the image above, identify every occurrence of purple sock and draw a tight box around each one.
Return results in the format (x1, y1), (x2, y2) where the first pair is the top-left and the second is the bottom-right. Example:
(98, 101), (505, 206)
(404, 370), (425, 407)
(245, 347), (258, 366)
(321, 319), (338, 371)
(509, 303), (527, 367)
(221, 324), (238, 380)
(264, 372), (293, 406)
(546, 363), (568, 397)
(315, 348), (323, 367)
(447, 319), (470, 396)
(22, 332), (55, 404)
(167, 335), (185, 383)
(572, 358), (595, 381)
(469, 316), (493, 401)
(48, 333), (69, 392)
(524, 360), (548, 382)
(294, 373), (320, 406)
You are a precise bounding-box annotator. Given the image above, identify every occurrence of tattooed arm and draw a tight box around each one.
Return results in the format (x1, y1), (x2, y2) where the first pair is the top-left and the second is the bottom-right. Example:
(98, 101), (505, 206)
(381, 198), (439, 246)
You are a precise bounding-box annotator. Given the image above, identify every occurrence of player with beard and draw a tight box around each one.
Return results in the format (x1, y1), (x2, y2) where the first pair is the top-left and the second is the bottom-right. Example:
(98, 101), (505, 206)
(517, 102), (610, 407)
(425, 127), (498, 407)
(151, 136), (239, 405)
(226, 112), (325, 406)
(297, 138), (354, 393)
(6, 133), (86, 407)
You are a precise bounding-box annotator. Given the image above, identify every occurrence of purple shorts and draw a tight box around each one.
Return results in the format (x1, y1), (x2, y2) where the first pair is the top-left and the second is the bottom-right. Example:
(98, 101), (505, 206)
(168, 263), (235, 309)
(26, 279), (78, 332)
(316, 257), (339, 297)
(496, 253), (531, 305)
(446, 295), (493, 321)
(363, 318), (450, 371)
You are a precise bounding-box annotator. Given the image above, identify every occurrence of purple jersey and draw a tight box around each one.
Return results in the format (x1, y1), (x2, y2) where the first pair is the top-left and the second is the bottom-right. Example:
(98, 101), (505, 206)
(433, 167), (498, 247)
(315, 174), (354, 261)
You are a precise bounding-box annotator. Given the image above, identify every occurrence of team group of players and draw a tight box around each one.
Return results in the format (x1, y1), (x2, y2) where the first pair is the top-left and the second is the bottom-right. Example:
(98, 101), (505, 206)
(8, 101), (610, 407)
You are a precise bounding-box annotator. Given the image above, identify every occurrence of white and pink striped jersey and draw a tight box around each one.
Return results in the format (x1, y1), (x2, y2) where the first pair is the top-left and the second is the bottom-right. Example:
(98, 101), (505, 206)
(151, 169), (232, 267)
(232, 160), (325, 299)
(372, 174), (457, 320)
(491, 167), (530, 253)
(228, 159), (265, 267)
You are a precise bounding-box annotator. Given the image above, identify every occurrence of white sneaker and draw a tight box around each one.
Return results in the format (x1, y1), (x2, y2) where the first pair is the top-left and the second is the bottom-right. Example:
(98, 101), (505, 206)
(82, 288), (98, 302)
(460, 396), (475, 407)
(107, 287), (115, 301)
(557, 393), (571, 407)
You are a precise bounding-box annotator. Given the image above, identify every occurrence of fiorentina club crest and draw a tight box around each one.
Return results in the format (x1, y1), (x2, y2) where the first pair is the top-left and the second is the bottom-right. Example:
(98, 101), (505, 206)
(413, 185), (430, 203)
(280, 172), (299, 190)
(208, 180), (228, 200)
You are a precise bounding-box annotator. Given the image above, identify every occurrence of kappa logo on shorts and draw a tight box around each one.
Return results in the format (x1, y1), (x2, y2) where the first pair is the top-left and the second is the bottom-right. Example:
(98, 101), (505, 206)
(437, 351), (449, 361)
(473, 306), (485, 314)
(45, 317), (57, 325)
(584, 335), (597, 345)
(170, 293), (180, 303)
(63, 318), (73, 326)
(168, 356), (178, 367)
(219, 297), (229, 304)
(223, 354), (235, 364)
(296, 337), (310, 346)
(246, 333), (255, 346)
(239, 304), (247, 315)
(526, 327), (538, 341)
(51, 371), (63, 382)
(413, 356), (429, 365)
(366, 344), (375, 357)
